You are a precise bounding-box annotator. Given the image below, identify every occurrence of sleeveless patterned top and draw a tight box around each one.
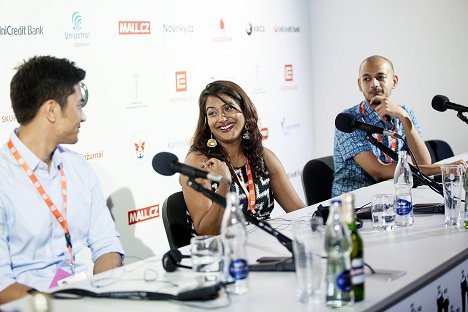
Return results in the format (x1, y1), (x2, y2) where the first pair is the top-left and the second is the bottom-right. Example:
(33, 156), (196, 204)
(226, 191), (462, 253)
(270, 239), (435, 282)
(186, 161), (274, 235)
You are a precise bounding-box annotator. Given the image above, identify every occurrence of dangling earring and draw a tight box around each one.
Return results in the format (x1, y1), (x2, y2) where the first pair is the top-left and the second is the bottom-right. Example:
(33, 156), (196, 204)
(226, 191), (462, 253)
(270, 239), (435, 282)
(242, 124), (250, 140)
(207, 132), (218, 148)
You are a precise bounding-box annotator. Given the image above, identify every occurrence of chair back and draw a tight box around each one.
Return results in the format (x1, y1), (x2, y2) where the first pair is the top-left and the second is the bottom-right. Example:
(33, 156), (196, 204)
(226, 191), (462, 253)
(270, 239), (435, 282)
(301, 155), (335, 206)
(161, 191), (193, 249)
(425, 140), (454, 163)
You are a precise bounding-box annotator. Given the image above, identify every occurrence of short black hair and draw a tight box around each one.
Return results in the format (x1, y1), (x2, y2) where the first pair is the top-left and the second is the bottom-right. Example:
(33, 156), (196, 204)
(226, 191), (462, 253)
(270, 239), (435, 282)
(10, 55), (86, 124)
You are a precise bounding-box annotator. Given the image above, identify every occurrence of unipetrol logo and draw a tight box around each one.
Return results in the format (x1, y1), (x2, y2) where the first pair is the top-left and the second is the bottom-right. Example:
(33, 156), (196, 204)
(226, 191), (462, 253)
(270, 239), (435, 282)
(284, 64), (293, 81)
(175, 71), (187, 92)
(72, 12), (83, 30)
(273, 25), (300, 33)
(246, 22), (266, 35)
(0, 25), (44, 36)
(119, 21), (151, 35)
(128, 205), (160, 225)
(65, 11), (91, 47)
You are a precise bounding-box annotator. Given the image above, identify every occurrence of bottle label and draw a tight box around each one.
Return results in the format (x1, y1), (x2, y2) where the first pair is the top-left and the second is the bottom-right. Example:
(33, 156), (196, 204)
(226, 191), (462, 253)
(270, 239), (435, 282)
(336, 269), (352, 292)
(351, 258), (364, 284)
(395, 198), (413, 216)
(229, 259), (249, 280)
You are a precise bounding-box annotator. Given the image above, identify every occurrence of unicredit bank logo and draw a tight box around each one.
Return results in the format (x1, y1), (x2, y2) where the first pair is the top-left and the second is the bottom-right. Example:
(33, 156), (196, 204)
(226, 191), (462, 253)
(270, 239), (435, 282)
(119, 21), (151, 35)
(285, 64), (293, 81)
(128, 205), (160, 225)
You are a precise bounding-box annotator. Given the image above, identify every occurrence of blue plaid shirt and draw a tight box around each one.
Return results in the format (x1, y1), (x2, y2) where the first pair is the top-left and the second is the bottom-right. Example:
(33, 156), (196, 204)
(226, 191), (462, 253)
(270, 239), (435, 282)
(331, 101), (423, 197)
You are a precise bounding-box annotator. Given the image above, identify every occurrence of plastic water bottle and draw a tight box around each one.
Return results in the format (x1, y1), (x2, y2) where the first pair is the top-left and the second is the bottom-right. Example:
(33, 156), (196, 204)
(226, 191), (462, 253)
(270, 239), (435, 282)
(341, 193), (364, 302)
(393, 151), (414, 226)
(325, 199), (354, 308)
(221, 192), (249, 294)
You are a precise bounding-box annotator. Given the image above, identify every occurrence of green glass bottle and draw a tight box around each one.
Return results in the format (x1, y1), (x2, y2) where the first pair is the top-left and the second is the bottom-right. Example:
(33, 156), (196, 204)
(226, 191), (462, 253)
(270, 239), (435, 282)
(342, 193), (364, 302)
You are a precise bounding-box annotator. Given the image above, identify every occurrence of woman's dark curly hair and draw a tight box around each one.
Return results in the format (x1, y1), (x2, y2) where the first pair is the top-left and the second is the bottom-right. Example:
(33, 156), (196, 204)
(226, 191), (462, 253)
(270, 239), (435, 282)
(188, 80), (266, 178)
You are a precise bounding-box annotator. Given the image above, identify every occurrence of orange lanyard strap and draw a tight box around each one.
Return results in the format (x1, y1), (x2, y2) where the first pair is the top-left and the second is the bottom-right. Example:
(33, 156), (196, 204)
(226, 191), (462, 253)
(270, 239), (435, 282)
(8, 139), (75, 273)
(245, 162), (256, 214)
(360, 102), (397, 163)
(232, 160), (257, 214)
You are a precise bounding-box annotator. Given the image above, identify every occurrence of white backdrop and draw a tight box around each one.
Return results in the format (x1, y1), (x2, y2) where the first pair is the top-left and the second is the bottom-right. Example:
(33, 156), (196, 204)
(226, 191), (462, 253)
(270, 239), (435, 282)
(0, 0), (314, 260)
(309, 0), (468, 158)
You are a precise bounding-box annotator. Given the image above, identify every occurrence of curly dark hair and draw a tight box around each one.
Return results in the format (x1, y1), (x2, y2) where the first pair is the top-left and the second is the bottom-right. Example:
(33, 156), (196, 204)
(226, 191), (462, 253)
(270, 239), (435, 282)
(189, 80), (266, 178)
(10, 55), (86, 124)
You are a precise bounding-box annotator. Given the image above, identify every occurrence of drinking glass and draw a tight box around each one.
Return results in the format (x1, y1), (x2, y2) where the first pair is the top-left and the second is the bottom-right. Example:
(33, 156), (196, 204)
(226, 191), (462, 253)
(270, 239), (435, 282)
(190, 235), (223, 281)
(441, 165), (464, 227)
(291, 215), (325, 303)
(372, 194), (396, 231)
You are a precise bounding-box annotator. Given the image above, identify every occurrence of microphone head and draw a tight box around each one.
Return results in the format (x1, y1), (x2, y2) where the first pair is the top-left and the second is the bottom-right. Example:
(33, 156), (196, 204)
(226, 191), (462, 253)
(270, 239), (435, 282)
(152, 152), (178, 176)
(432, 95), (449, 112)
(162, 249), (184, 272)
(335, 112), (355, 133)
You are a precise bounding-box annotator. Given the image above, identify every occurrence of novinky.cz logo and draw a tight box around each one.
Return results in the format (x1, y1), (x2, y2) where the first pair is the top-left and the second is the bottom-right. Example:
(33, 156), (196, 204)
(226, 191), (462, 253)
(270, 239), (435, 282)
(0, 25), (44, 36)
(119, 21), (151, 35)
(128, 205), (159, 225)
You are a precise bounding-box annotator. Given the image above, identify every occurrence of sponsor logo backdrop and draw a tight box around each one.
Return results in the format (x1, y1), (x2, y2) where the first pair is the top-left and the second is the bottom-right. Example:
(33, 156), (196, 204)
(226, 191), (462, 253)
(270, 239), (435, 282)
(0, 0), (314, 260)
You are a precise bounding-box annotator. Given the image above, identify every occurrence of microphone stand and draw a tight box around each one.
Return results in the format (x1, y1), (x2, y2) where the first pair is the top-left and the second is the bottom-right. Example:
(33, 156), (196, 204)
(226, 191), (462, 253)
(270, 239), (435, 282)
(186, 178), (295, 271)
(365, 134), (443, 196)
(457, 111), (468, 125)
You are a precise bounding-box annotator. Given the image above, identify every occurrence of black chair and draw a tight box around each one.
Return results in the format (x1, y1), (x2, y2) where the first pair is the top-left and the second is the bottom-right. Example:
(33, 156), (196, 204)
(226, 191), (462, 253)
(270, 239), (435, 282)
(301, 155), (335, 206)
(161, 191), (193, 249)
(424, 140), (454, 163)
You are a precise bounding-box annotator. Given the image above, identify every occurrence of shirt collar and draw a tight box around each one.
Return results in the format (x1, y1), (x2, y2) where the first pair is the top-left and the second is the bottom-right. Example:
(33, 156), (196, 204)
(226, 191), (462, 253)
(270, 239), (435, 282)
(11, 128), (64, 171)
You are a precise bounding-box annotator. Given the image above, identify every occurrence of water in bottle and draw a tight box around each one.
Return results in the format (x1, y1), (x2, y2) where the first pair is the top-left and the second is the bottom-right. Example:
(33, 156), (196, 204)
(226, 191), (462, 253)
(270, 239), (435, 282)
(221, 192), (249, 295)
(325, 199), (354, 308)
(393, 151), (414, 226)
(341, 193), (364, 302)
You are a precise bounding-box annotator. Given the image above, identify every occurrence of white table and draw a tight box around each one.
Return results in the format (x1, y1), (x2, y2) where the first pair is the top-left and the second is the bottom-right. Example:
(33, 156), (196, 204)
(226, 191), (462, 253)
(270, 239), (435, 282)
(2, 154), (467, 312)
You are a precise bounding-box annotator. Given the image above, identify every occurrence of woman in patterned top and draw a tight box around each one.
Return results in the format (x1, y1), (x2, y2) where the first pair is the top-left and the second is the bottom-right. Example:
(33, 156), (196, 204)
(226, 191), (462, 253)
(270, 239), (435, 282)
(181, 80), (305, 235)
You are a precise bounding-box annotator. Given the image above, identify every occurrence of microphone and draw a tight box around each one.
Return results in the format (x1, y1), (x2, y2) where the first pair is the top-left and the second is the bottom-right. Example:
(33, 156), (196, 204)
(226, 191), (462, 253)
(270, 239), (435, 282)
(162, 249), (192, 272)
(335, 112), (402, 139)
(432, 95), (468, 113)
(152, 152), (231, 185)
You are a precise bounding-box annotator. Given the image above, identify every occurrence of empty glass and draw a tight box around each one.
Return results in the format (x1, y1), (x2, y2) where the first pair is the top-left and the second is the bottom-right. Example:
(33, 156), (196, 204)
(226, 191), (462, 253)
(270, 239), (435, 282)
(372, 194), (396, 231)
(190, 235), (223, 281)
(291, 215), (325, 303)
(441, 165), (464, 227)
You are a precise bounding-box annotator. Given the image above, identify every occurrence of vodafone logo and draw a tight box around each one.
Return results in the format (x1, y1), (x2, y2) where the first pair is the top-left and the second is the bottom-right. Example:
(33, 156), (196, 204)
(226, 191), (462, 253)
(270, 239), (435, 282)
(128, 205), (159, 225)
(119, 21), (151, 35)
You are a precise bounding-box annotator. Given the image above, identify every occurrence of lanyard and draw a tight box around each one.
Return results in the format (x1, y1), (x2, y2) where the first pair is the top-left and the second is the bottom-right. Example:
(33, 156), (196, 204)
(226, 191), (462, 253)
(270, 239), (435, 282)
(232, 161), (256, 214)
(360, 102), (397, 163)
(8, 139), (75, 274)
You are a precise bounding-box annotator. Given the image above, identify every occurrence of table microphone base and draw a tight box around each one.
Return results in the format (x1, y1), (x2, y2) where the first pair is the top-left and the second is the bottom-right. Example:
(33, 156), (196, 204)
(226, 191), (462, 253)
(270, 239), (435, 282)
(248, 257), (295, 272)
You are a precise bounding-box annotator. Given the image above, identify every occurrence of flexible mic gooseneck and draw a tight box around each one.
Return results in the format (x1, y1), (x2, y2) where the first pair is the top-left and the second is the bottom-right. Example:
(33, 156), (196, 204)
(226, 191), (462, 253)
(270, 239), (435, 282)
(186, 178), (294, 255)
(364, 134), (443, 196)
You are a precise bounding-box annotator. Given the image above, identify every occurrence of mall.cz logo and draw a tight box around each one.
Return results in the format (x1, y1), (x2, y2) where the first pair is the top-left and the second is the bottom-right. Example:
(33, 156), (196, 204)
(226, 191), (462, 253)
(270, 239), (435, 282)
(119, 21), (151, 35)
(0, 25), (44, 36)
(128, 205), (159, 225)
